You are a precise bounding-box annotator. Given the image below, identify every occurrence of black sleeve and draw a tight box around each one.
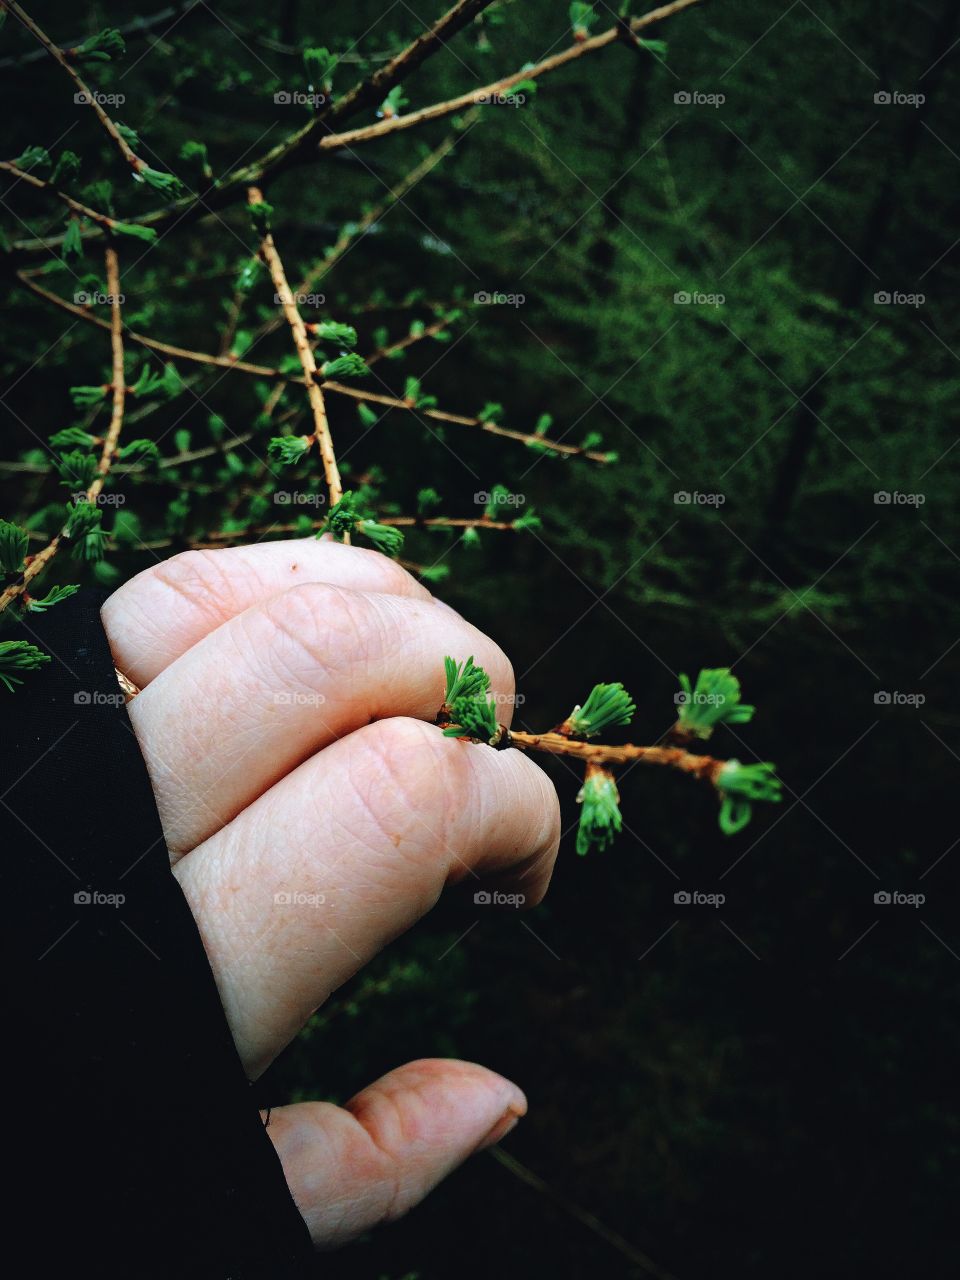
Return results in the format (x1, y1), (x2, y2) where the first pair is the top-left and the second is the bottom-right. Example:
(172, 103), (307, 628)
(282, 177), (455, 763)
(3, 590), (315, 1278)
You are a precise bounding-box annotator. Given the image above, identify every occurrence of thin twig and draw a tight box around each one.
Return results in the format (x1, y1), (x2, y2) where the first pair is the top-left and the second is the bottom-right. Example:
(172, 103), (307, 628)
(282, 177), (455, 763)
(6, 0), (699, 255)
(364, 315), (451, 368)
(324, 0), (495, 127)
(505, 730), (725, 778)
(0, 161), (116, 233)
(317, 0), (703, 151)
(16, 272), (293, 379)
(256, 114), (478, 343)
(3, 2), (145, 176)
(17, 272), (612, 462)
(93, 247), (127, 499)
(488, 1148), (679, 1280)
(249, 186), (343, 507)
(200, 514), (520, 543)
(0, 245), (126, 614)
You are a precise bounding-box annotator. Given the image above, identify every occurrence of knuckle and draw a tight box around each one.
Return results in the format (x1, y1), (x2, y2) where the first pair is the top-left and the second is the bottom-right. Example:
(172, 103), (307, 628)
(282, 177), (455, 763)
(348, 718), (474, 862)
(353, 547), (426, 598)
(251, 581), (377, 678)
(139, 548), (236, 617)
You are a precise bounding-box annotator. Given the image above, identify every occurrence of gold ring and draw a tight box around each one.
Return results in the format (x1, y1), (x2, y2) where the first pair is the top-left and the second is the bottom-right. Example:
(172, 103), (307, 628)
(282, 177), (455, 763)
(114, 666), (141, 701)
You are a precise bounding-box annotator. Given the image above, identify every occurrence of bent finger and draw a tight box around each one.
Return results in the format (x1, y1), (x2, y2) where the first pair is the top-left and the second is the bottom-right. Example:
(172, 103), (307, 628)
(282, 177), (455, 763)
(176, 718), (560, 1076)
(129, 583), (516, 855)
(102, 539), (432, 687)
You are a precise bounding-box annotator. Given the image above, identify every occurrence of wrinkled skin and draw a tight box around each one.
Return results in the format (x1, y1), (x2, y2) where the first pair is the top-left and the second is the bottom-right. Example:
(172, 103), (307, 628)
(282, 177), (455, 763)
(101, 538), (560, 1248)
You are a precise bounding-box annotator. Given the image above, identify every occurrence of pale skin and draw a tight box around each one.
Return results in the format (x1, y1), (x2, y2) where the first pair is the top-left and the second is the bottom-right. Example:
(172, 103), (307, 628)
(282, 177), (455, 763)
(100, 538), (561, 1249)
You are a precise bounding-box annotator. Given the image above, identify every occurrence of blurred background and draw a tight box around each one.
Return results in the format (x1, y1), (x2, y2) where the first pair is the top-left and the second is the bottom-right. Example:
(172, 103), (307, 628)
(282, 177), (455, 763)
(2, 1), (958, 1275)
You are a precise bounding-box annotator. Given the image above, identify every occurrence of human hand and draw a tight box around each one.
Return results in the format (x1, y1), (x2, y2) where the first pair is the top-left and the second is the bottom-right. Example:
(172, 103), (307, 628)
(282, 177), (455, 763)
(101, 539), (560, 1246)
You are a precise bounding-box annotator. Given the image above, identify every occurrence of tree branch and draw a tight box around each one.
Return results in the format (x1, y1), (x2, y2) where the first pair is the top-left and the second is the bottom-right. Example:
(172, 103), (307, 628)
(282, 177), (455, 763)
(256, 113), (478, 343)
(17, 271), (613, 462)
(199, 514), (522, 544)
(0, 245), (126, 615)
(505, 730), (726, 779)
(317, 0), (703, 151)
(249, 186), (343, 506)
(3, 2), (144, 176)
(6, 0), (699, 256)
(0, 161), (115, 232)
(364, 315), (451, 368)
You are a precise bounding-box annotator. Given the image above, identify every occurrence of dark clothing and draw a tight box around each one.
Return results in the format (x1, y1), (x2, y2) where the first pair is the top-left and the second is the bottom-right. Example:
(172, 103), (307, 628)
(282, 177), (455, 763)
(4, 591), (314, 1277)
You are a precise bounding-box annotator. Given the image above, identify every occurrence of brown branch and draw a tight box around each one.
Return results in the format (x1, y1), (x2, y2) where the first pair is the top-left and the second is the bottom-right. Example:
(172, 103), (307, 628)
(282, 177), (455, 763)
(0, 160), (116, 232)
(199, 514), (520, 544)
(6, 2), (494, 256)
(16, 272), (295, 380)
(0, 246), (126, 615)
(324, 0), (495, 126)
(325, 383), (612, 462)
(503, 730), (726, 780)
(255, 113), (478, 344)
(318, 0), (703, 151)
(16, 272), (612, 462)
(249, 186), (343, 506)
(3, 3), (144, 176)
(364, 315), (451, 368)
(7, 0), (700, 256)
(91, 247), (126, 499)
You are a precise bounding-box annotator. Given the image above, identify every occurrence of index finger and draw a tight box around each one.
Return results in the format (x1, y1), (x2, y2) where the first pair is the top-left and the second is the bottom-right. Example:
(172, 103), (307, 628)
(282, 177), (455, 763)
(102, 539), (432, 686)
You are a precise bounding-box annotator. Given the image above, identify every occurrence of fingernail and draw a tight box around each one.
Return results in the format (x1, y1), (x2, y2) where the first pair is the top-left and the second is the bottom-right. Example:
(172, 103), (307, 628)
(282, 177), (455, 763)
(476, 1105), (523, 1152)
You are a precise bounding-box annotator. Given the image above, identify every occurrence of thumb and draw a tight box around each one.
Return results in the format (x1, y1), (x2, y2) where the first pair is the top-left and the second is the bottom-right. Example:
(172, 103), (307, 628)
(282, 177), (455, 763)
(263, 1058), (526, 1248)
